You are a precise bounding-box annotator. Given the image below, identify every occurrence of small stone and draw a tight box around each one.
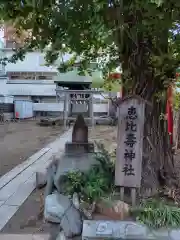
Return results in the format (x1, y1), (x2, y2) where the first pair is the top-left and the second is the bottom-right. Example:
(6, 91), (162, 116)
(72, 193), (80, 209)
(61, 203), (83, 238)
(44, 193), (71, 223)
(36, 170), (47, 189)
(44, 193), (83, 237)
(96, 199), (130, 220)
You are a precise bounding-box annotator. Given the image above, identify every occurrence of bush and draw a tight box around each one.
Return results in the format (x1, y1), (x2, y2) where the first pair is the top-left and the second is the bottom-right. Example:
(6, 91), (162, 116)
(61, 142), (115, 203)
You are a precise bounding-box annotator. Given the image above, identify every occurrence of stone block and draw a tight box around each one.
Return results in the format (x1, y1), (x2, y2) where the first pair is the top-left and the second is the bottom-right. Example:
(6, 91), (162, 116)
(82, 220), (155, 240)
(53, 153), (96, 193)
(151, 229), (170, 240)
(169, 229), (180, 240)
(65, 142), (94, 154)
(82, 220), (180, 240)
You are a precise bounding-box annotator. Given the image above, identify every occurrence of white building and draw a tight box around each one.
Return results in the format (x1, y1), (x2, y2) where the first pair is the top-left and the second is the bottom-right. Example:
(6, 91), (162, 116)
(0, 39), (108, 115)
(0, 38), (102, 98)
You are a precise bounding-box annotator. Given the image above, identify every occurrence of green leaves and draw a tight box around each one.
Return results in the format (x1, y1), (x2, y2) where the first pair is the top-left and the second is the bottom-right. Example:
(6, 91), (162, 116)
(61, 142), (115, 203)
(0, 0), (180, 94)
(132, 198), (180, 228)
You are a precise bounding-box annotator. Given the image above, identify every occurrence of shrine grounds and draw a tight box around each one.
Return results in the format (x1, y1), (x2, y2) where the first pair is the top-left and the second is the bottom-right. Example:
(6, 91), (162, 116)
(0, 120), (64, 177)
(1, 125), (117, 235)
(2, 124), (180, 239)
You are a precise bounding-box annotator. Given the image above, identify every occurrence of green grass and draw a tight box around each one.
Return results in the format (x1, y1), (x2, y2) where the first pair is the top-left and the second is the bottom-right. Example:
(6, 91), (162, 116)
(131, 198), (180, 229)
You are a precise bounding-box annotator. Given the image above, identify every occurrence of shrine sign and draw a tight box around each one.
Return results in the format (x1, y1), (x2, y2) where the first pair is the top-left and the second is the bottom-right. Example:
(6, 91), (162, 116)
(115, 96), (145, 188)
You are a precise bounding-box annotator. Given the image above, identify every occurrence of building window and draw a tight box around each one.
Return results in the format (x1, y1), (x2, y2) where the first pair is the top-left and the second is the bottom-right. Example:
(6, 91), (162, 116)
(38, 76), (47, 80)
(10, 75), (19, 80)
(8, 71), (57, 80)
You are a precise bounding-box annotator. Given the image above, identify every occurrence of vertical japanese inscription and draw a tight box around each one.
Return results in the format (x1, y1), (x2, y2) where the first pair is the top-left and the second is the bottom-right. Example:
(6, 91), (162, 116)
(115, 98), (145, 188)
(122, 106), (137, 176)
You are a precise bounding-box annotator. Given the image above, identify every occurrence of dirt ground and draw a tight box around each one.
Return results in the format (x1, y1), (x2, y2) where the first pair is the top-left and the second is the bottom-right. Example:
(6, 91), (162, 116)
(1, 125), (117, 236)
(0, 120), (64, 177)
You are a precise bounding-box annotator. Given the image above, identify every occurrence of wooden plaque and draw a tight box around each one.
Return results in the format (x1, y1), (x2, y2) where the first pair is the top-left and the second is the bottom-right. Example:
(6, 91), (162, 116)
(115, 97), (145, 188)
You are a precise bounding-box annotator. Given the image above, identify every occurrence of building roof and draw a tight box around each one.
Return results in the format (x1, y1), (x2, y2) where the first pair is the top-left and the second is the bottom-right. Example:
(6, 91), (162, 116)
(54, 80), (91, 84)
(54, 80), (92, 89)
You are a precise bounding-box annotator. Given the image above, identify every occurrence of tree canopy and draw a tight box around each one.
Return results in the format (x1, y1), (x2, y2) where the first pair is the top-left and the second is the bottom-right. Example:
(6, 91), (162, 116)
(0, 0), (180, 93)
(1, 0), (180, 192)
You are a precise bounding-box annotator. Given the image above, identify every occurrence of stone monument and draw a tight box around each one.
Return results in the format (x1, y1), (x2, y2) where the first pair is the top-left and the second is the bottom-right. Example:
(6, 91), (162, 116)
(53, 114), (95, 193)
(72, 114), (88, 143)
(65, 114), (94, 154)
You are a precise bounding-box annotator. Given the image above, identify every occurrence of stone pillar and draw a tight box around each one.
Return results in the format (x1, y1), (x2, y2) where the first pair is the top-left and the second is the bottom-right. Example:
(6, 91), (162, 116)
(63, 92), (69, 129)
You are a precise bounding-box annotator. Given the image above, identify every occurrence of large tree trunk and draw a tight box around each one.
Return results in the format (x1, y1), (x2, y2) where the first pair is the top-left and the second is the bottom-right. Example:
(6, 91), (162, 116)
(175, 110), (180, 149)
(121, 77), (177, 196)
(118, 4), (177, 196)
(141, 101), (176, 196)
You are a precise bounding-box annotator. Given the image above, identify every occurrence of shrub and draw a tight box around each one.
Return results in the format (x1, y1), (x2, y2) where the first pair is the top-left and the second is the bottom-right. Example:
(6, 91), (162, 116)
(62, 142), (115, 203)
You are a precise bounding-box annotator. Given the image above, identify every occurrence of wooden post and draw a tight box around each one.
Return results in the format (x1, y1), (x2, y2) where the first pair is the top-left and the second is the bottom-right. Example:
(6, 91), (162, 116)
(131, 188), (136, 206)
(63, 92), (69, 129)
(120, 187), (124, 201)
(115, 96), (145, 205)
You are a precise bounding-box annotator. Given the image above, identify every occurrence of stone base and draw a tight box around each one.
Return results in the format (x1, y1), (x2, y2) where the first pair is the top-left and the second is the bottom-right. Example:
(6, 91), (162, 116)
(54, 153), (96, 178)
(65, 142), (94, 154)
(82, 220), (178, 240)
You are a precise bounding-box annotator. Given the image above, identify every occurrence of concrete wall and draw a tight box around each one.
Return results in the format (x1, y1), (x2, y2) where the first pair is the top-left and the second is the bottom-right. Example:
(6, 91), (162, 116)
(7, 83), (56, 96)
(0, 47), (103, 97)
(0, 77), (9, 95)
(40, 97), (56, 103)
(14, 95), (31, 101)
(4, 51), (58, 72)
(4, 50), (75, 73)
